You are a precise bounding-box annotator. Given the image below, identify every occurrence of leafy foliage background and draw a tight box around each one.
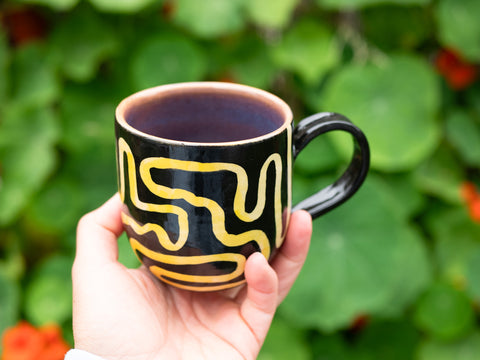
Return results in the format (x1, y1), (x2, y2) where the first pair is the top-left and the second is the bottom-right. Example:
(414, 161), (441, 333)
(1, 0), (480, 358)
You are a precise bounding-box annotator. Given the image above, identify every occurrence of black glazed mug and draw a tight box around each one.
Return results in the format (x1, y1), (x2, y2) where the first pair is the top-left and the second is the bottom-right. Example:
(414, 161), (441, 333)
(115, 82), (370, 291)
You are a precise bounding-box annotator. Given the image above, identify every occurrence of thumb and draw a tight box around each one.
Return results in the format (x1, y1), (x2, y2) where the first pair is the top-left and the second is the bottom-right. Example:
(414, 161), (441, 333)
(240, 252), (278, 346)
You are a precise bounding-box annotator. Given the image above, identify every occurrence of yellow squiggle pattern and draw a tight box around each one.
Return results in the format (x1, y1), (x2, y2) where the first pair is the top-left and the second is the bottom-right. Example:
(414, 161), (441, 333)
(117, 136), (284, 290)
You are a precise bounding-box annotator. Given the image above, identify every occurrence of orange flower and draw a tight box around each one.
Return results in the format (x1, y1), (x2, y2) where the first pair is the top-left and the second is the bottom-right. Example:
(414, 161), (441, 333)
(1, 322), (70, 360)
(2, 322), (43, 360)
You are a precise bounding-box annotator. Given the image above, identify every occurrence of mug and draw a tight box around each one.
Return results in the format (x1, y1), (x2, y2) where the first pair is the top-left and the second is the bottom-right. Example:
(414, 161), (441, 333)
(115, 82), (369, 291)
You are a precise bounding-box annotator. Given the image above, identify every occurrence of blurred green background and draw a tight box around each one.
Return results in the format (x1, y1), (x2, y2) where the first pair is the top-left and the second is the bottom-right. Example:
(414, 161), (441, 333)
(1, 0), (480, 358)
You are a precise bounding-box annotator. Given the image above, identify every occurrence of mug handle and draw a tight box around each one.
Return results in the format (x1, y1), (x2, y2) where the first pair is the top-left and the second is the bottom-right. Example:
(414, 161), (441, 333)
(291, 112), (370, 219)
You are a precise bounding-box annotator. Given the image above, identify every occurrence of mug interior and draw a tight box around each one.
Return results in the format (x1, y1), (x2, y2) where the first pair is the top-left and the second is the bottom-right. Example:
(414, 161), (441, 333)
(116, 82), (292, 144)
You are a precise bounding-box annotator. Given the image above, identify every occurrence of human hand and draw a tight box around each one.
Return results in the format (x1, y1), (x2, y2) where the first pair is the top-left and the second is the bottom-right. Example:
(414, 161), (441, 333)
(72, 194), (312, 360)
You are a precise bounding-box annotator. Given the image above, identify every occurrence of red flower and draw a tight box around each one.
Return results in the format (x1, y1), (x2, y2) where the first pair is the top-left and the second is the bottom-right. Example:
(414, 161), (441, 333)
(435, 48), (478, 90)
(1, 322), (70, 360)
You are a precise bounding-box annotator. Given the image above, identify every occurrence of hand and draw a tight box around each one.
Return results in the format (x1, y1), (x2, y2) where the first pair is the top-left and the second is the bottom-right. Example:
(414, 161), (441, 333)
(72, 194), (312, 360)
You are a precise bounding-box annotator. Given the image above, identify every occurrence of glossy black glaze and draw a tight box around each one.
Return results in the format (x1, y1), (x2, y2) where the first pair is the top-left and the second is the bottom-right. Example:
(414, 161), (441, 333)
(292, 112), (370, 218)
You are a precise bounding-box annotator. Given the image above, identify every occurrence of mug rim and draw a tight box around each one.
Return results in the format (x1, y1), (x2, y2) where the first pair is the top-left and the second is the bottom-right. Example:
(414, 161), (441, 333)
(115, 81), (294, 147)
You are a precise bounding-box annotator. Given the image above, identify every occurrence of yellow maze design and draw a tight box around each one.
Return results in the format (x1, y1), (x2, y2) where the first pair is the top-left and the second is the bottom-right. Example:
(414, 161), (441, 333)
(117, 137), (284, 290)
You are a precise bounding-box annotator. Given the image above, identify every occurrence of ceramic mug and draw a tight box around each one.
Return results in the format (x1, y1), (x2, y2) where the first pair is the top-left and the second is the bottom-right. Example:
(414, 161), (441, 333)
(115, 82), (370, 291)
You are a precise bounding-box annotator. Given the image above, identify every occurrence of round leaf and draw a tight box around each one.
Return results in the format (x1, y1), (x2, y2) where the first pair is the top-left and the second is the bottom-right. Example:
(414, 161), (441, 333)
(436, 0), (480, 61)
(272, 19), (339, 85)
(445, 109), (480, 167)
(418, 332), (480, 360)
(49, 7), (119, 81)
(88, 0), (161, 13)
(281, 175), (431, 331)
(321, 54), (441, 172)
(131, 34), (207, 90)
(245, 0), (299, 29)
(173, 0), (245, 38)
(414, 282), (475, 340)
(24, 255), (73, 326)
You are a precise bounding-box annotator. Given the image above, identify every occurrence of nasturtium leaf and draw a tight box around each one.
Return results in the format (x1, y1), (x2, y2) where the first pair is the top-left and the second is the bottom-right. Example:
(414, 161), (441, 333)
(414, 282), (475, 340)
(24, 177), (84, 235)
(131, 34), (207, 90)
(293, 134), (343, 176)
(24, 255), (73, 326)
(436, 0), (480, 61)
(418, 332), (480, 360)
(445, 110), (480, 167)
(0, 270), (20, 337)
(310, 333), (351, 360)
(49, 7), (119, 82)
(229, 38), (276, 89)
(173, 0), (245, 38)
(427, 207), (480, 290)
(321, 54), (441, 172)
(272, 19), (340, 85)
(258, 316), (311, 360)
(353, 320), (420, 360)
(0, 106), (59, 225)
(10, 43), (60, 107)
(361, 5), (432, 52)
(245, 0), (299, 29)
(281, 175), (430, 331)
(88, 0), (160, 13)
(316, 0), (431, 10)
(59, 81), (120, 153)
(413, 146), (464, 204)
(16, 0), (79, 10)
(465, 249), (480, 300)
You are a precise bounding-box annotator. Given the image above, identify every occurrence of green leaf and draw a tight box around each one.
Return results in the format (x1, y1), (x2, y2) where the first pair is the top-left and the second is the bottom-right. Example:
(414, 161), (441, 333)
(0, 270), (21, 337)
(229, 37), (276, 89)
(173, 0), (246, 38)
(10, 43), (60, 107)
(465, 248), (480, 300)
(428, 207), (480, 290)
(49, 7), (119, 82)
(24, 255), (73, 326)
(436, 0), (480, 61)
(131, 33), (207, 90)
(353, 320), (420, 360)
(15, 0), (79, 11)
(245, 0), (299, 29)
(413, 146), (464, 204)
(258, 316), (311, 360)
(361, 5), (433, 52)
(59, 81), (120, 153)
(272, 19), (340, 85)
(0, 106), (59, 225)
(317, 0), (431, 10)
(24, 177), (85, 235)
(414, 282), (475, 340)
(281, 175), (431, 331)
(88, 0), (161, 13)
(322, 54), (441, 172)
(445, 110), (480, 167)
(418, 332), (480, 360)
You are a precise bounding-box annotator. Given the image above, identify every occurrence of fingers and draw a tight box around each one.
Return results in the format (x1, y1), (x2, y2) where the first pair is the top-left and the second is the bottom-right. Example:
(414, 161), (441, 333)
(240, 252), (278, 346)
(271, 210), (312, 303)
(75, 194), (124, 269)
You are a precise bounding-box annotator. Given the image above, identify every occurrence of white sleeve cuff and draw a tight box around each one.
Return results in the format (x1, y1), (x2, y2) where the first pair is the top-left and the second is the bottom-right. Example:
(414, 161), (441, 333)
(64, 349), (107, 360)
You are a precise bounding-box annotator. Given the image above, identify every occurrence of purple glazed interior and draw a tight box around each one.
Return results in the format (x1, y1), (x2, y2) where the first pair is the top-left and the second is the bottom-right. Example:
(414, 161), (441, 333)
(119, 83), (290, 144)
